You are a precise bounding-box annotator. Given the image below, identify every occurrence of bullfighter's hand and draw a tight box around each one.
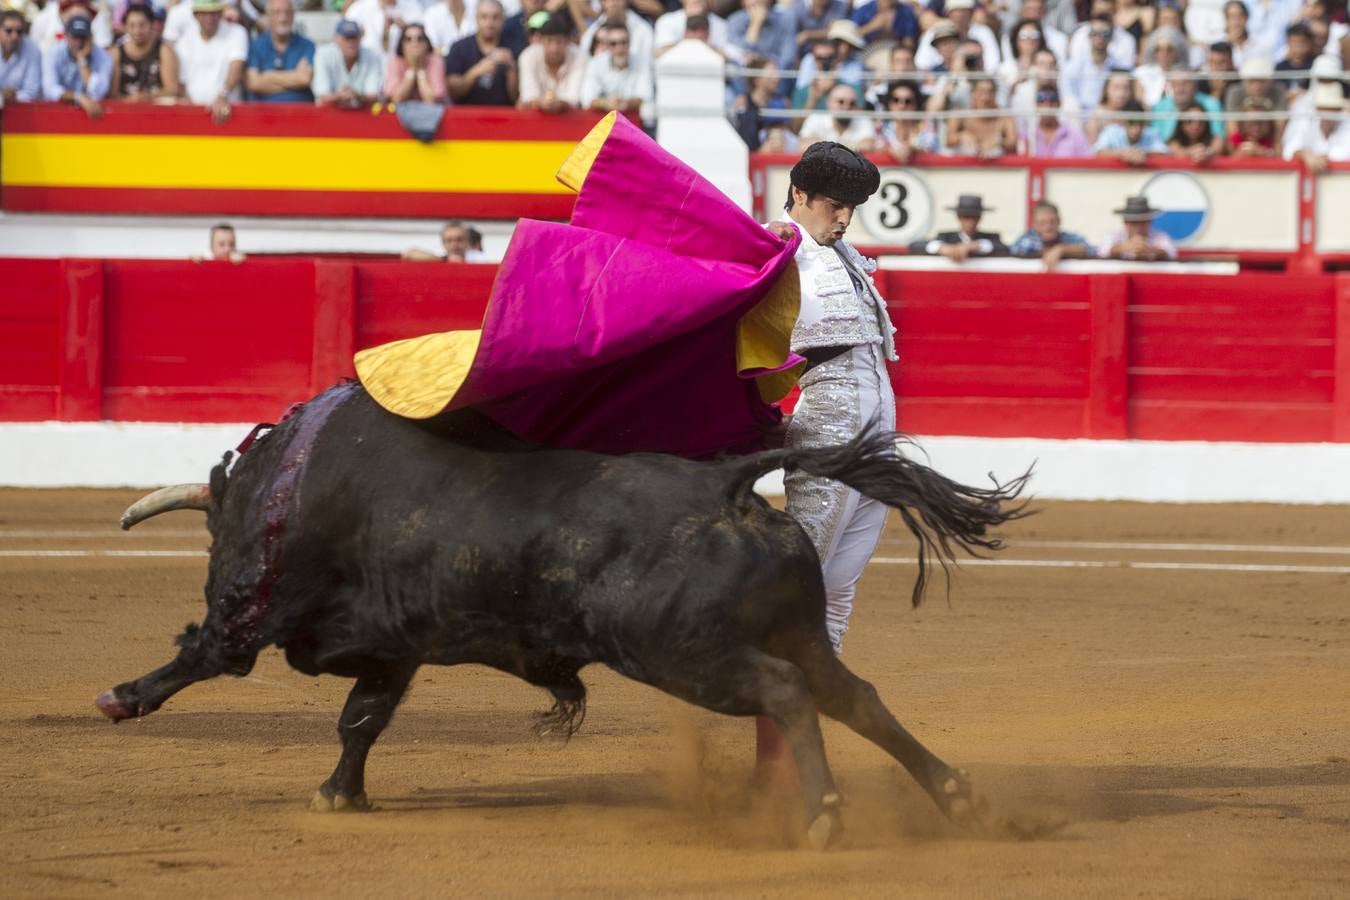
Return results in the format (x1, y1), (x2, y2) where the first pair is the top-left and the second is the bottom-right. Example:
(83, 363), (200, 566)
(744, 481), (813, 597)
(766, 221), (795, 241)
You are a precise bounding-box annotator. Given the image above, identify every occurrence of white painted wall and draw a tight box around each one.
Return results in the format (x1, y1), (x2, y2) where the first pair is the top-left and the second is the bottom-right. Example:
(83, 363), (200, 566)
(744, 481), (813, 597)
(5, 422), (1349, 504)
(654, 41), (751, 213)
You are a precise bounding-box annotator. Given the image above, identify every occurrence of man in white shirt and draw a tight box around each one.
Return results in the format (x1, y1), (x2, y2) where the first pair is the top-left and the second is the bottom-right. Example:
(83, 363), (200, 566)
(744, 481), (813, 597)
(164, 0), (244, 45)
(345, 0), (424, 57)
(915, 0), (999, 72)
(581, 20), (652, 120)
(423, 0), (476, 55)
(799, 82), (876, 151)
(1284, 80), (1350, 170)
(176, 0), (248, 123)
(1060, 14), (1115, 111)
(653, 0), (736, 60)
(1066, 0), (1136, 67)
(579, 0), (652, 63)
(313, 17), (384, 106)
(516, 9), (582, 110)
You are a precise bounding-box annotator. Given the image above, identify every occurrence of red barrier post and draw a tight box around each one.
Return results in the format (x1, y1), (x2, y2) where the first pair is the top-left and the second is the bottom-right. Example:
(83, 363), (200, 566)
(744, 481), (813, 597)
(1085, 274), (1128, 439)
(57, 259), (105, 421)
(311, 260), (356, 396)
(1334, 274), (1350, 441)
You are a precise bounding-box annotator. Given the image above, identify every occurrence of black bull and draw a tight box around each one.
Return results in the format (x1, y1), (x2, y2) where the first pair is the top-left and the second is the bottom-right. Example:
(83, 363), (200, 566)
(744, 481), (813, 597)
(99, 381), (1029, 848)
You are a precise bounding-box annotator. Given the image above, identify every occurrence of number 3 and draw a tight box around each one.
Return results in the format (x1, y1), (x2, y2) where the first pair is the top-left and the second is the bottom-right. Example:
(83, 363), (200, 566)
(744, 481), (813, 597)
(878, 181), (909, 230)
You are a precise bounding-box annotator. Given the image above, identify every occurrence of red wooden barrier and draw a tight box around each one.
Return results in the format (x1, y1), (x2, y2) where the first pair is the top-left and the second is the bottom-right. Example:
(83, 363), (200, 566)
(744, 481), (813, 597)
(2, 257), (1347, 444)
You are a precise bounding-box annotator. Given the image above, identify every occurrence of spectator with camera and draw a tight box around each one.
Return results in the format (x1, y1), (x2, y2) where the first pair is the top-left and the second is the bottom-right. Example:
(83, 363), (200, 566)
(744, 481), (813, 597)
(445, 0), (517, 106)
(928, 37), (988, 112)
(794, 18), (865, 95)
(916, 0), (999, 71)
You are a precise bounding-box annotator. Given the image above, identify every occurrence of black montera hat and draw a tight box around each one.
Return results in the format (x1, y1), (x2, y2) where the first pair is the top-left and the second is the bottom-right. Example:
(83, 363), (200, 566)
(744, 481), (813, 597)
(789, 142), (880, 207)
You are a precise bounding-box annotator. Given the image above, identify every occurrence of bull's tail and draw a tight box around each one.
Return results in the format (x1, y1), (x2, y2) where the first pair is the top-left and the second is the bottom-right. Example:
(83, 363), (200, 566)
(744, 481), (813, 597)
(733, 426), (1032, 607)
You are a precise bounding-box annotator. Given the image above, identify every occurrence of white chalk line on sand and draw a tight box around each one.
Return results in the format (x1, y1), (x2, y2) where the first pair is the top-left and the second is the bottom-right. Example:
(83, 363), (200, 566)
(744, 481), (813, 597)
(0, 550), (207, 558)
(0, 529), (204, 538)
(871, 557), (1350, 575)
(1015, 540), (1350, 556)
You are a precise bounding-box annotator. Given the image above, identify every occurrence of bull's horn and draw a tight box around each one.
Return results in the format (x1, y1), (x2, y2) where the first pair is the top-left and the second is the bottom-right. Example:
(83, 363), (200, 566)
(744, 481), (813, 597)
(120, 484), (211, 531)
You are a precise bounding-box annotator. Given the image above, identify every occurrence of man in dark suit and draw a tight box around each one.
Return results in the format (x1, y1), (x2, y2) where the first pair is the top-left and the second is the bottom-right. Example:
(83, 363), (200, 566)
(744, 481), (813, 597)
(908, 194), (1008, 261)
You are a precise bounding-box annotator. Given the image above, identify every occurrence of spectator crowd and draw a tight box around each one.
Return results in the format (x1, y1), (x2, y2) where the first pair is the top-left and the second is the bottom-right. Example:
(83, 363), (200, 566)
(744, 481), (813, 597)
(1, 0), (1347, 165)
(905, 191), (1181, 266)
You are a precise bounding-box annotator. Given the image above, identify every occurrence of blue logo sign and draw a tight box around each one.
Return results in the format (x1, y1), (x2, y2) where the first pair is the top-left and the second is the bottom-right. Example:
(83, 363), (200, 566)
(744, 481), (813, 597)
(1141, 172), (1210, 244)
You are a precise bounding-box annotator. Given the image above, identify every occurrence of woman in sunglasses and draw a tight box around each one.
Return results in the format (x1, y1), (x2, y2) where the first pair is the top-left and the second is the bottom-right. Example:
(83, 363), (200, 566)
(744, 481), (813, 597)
(997, 17), (1048, 95)
(384, 24), (447, 103)
(877, 80), (938, 163)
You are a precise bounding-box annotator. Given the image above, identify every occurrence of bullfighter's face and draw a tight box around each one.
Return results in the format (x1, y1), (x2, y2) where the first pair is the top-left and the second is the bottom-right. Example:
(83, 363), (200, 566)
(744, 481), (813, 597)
(790, 187), (853, 246)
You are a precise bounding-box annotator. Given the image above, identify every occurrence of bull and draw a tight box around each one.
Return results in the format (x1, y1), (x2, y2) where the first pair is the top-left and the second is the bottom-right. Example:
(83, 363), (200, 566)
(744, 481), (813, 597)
(101, 380), (1028, 848)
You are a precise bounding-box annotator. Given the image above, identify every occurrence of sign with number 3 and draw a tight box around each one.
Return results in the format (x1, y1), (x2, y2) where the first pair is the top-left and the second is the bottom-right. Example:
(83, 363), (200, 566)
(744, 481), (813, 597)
(857, 169), (933, 246)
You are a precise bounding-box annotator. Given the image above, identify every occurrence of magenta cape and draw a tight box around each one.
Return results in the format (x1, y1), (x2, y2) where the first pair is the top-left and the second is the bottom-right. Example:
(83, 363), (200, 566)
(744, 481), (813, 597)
(355, 113), (803, 458)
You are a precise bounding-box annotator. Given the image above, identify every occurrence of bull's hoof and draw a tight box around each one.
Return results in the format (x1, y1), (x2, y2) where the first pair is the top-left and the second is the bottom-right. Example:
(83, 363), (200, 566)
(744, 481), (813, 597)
(95, 689), (136, 722)
(309, 787), (370, 813)
(804, 792), (843, 851)
(938, 768), (990, 831)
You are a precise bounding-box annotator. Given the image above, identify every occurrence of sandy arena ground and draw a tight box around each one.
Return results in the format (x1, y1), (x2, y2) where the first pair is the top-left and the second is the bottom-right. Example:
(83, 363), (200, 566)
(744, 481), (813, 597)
(2, 489), (1348, 898)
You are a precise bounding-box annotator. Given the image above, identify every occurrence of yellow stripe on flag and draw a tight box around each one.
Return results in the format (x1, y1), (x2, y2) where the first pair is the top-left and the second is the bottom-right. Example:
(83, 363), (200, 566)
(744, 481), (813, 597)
(1, 134), (578, 194)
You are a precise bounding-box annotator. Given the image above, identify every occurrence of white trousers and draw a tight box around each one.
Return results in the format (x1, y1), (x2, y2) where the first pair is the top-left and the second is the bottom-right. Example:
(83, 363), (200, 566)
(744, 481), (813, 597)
(784, 343), (896, 653)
